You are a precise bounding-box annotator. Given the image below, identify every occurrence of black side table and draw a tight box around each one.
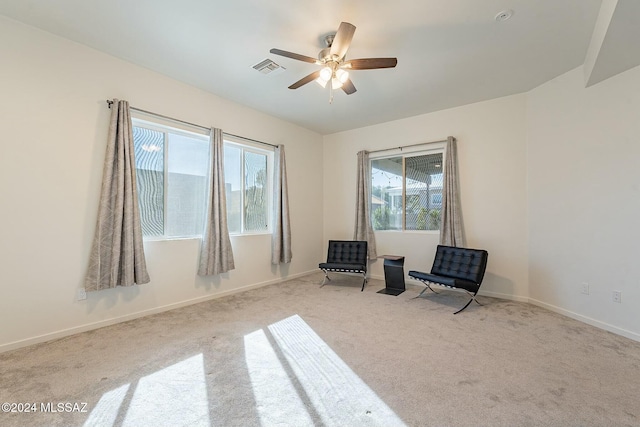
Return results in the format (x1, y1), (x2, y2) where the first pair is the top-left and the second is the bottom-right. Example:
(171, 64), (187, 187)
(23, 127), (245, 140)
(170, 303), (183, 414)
(377, 255), (405, 295)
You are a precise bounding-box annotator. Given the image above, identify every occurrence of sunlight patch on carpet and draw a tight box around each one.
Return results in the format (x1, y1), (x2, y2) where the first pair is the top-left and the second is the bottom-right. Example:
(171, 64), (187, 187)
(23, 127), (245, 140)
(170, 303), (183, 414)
(244, 329), (315, 425)
(263, 314), (406, 426)
(83, 384), (130, 427)
(84, 354), (211, 427)
(123, 354), (210, 427)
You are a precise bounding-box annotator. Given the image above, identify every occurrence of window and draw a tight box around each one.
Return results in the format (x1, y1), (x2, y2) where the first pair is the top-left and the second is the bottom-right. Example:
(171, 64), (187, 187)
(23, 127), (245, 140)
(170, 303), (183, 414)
(370, 150), (444, 231)
(132, 117), (274, 239)
(223, 140), (272, 234)
(133, 119), (210, 239)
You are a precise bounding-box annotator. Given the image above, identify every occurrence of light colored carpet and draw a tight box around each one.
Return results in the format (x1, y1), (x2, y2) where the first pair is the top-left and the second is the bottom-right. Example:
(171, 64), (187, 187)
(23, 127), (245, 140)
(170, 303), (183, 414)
(1, 272), (639, 427)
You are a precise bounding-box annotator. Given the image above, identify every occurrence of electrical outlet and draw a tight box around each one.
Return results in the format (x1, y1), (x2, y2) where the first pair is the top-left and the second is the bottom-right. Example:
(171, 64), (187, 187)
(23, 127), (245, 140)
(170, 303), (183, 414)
(76, 288), (87, 301)
(612, 290), (622, 303)
(581, 282), (589, 295)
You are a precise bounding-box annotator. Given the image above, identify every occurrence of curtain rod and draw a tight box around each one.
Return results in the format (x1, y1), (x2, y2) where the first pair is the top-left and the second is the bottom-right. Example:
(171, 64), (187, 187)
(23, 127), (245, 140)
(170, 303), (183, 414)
(367, 138), (450, 154)
(106, 100), (278, 149)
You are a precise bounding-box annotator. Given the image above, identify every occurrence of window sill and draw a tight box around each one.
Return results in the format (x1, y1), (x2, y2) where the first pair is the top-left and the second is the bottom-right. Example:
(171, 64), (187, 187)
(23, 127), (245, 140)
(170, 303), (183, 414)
(143, 236), (202, 242)
(143, 231), (272, 242)
(229, 231), (271, 237)
(373, 229), (440, 234)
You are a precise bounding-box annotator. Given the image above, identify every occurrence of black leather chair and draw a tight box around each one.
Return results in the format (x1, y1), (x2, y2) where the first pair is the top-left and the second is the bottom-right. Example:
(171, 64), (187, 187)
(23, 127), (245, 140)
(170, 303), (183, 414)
(409, 245), (488, 314)
(319, 240), (368, 291)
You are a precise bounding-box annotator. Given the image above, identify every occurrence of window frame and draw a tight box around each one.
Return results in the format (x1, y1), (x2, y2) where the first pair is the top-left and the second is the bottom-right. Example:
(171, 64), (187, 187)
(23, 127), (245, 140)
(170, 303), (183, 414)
(369, 145), (445, 234)
(130, 113), (275, 240)
(132, 116), (211, 241)
(223, 136), (274, 237)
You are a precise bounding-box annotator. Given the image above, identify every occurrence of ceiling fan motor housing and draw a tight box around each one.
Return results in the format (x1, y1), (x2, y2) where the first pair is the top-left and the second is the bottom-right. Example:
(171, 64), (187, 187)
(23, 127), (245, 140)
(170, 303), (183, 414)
(318, 47), (331, 62)
(323, 34), (335, 48)
(318, 34), (341, 63)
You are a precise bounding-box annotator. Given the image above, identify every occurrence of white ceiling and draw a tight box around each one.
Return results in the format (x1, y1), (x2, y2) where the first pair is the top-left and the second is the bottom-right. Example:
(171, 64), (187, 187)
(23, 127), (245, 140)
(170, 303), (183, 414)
(1, 0), (638, 135)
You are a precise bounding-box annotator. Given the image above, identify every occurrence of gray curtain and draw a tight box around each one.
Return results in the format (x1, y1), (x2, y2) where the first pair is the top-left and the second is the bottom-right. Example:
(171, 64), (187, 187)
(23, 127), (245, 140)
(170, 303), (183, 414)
(85, 99), (150, 291)
(272, 145), (292, 264)
(353, 150), (377, 259)
(198, 128), (235, 275)
(440, 136), (465, 246)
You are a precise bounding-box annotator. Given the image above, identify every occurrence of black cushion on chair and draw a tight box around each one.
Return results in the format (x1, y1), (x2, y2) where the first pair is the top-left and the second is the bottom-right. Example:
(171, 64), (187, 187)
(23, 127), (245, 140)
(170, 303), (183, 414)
(408, 245), (489, 313)
(319, 240), (369, 290)
(431, 245), (488, 284)
(323, 240), (368, 266)
(407, 270), (479, 293)
(319, 240), (368, 270)
(408, 245), (489, 293)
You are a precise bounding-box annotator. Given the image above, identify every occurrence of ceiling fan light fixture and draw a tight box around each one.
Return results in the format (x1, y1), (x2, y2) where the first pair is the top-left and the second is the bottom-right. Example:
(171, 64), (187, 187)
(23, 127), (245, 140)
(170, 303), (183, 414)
(319, 66), (332, 81)
(335, 68), (349, 83)
(331, 77), (344, 90)
(316, 66), (332, 87)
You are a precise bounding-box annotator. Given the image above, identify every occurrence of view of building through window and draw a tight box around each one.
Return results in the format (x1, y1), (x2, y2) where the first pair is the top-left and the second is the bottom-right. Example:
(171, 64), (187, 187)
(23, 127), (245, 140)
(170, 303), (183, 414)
(370, 152), (443, 231)
(132, 120), (272, 239)
(224, 143), (270, 234)
(133, 124), (209, 238)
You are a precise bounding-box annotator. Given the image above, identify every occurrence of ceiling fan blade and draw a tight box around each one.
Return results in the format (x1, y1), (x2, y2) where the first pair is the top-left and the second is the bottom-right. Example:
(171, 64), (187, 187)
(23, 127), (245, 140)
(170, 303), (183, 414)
(330, 22), (356, 60)
(288, 70), (321, 89)
(343, 58), (398, 70)
(270, 48), (318, 64)
(341, 79), (357, 95)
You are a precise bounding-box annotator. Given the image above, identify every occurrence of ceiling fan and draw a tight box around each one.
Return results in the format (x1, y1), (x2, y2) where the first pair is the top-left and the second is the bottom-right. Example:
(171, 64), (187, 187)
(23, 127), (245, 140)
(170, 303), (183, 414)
(270, 22), (397, 102)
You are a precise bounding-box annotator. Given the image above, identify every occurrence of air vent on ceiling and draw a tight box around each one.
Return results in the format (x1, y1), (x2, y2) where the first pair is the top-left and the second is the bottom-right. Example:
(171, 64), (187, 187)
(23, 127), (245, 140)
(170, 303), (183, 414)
(252, 58), (286, 75)
(495, 9), (514, 22)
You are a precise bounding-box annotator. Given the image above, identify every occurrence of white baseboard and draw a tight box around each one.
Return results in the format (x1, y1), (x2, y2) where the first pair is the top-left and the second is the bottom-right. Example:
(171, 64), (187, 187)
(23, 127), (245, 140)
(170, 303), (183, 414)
(479, 290), (529, 303)
(0, 270), (317, 354)
(528, 298), (640, 342)
(4, 271), (638, 353)
(400, 277), (639, 342)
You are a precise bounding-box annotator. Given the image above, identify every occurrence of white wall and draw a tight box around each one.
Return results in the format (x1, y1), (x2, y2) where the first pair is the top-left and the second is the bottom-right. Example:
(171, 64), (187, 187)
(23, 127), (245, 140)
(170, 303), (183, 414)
(322, 64), (640, 342)
(323, 95), (529, 301)
(526, 65), (640, 340)
(3, 14), (639, 352)
(0, 17), (324, 352)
